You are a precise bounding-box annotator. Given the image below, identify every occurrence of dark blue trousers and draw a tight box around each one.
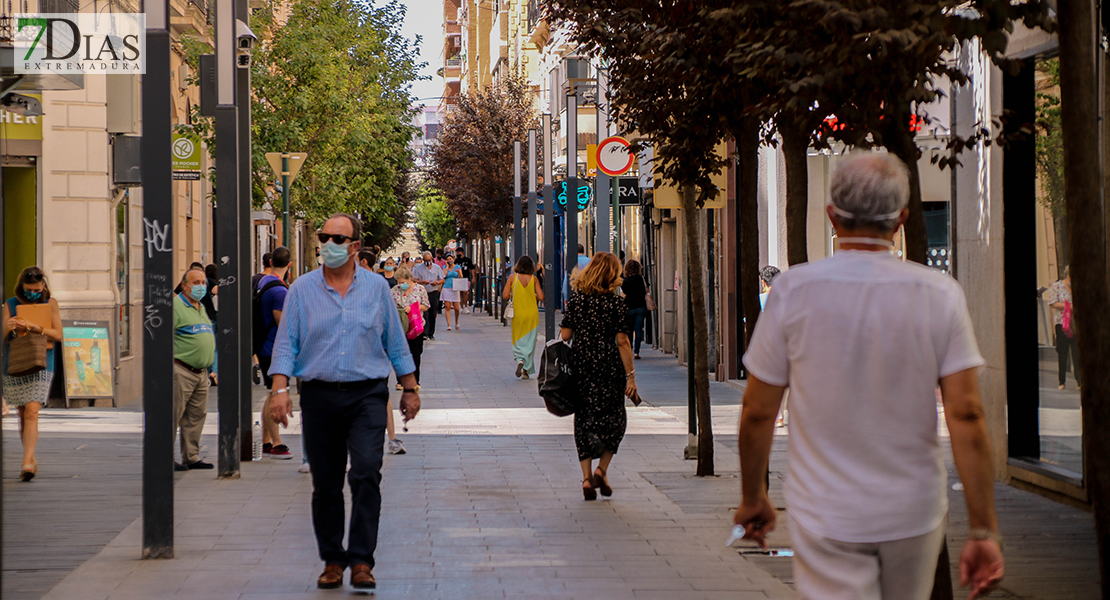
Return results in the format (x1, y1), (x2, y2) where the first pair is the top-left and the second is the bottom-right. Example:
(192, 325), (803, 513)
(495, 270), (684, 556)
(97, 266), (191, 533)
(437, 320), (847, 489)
(300, 379), (388, 568)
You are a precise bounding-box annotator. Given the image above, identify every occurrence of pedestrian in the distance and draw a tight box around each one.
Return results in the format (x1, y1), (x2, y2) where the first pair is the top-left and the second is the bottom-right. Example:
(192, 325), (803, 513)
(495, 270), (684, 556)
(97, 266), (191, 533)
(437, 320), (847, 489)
(620, 259), (648, 360)
(560, 252), (635, 500)
(1045, 265), (1080, 390)
(735, 153), (1003, 600)
(759, 265), (781, 310)
(503, 255), (544, 379)
(2, 267), (63, 481)
(256, 247), (292, 460)
(391, 264), (429, 390)
(268, 213), (420, 591)
(381, 257), (398, 288)
(173, 266), (216, 471)
(412, 251), (445, 340)
(441, 253), (463, 331)
(455, 247), (473, 311)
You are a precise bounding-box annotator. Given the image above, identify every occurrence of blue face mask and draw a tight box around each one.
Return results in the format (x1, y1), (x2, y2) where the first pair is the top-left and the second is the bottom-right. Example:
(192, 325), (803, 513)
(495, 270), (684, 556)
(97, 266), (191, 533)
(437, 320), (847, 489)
(385, 265), (395, 272)
(321, 240), (351, 269)
(399, 282), (410, 291)
(189, 284), (207, 302)
(24, 290), (42, 301)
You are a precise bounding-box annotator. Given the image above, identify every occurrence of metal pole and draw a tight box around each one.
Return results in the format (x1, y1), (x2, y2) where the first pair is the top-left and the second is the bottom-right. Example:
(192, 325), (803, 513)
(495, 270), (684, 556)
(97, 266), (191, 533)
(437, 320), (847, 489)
(236, 0), (253, 463)
(215, 0), (241, 478)
(527, 129), (537, 260)
(513, 141), (522, 264)
(543, 113), (555, 340)
(282, 154), (290, 247)
(141, 0), (176, 557)
(595, 86), (609, 253)
(566, 90), (578, 283)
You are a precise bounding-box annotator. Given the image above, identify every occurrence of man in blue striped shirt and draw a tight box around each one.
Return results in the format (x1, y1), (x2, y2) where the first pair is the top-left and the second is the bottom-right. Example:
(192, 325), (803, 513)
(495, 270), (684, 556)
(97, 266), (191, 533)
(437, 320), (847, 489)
(268, 213), (419, 591)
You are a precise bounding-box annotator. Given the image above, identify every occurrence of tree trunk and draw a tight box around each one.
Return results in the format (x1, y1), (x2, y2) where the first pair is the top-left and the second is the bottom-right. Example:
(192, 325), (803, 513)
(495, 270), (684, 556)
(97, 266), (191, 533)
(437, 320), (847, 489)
(737, 116), (762, 348)
(1058, 3), (1110, 595)
(781, 124), (809, 266)
(681, 183), (714, 477)
(886, 114), (928, 265)
(1053, 212), (1069, 280)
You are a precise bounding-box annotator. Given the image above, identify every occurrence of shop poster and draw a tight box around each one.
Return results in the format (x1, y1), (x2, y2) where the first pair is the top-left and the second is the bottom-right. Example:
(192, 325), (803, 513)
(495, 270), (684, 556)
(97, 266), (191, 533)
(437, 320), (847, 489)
(62, 320), (114, 400)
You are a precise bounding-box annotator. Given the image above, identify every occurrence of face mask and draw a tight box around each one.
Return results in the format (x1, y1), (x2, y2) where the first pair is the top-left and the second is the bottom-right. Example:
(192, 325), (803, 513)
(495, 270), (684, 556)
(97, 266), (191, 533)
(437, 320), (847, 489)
(24, 290), (42, 301)
(385, 265), (395, 272)
(424, 260), (432, 266)
(189, 284), (207, 301)
(321, 240), (351, 269)
(399, 282), (411, 290)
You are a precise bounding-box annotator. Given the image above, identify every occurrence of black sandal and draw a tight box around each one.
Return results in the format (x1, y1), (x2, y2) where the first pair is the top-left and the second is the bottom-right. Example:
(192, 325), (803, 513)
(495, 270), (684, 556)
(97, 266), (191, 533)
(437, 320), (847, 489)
(593, 467), (612, 497)
(582, 477), (597, 501)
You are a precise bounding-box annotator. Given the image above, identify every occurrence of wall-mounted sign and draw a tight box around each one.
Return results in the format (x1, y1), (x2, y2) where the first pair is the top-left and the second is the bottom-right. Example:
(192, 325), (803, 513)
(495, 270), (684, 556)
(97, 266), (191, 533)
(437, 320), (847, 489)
(172, 132), (202, 180)
(61, 320), (114, 401)
(616, 177), (642, 206)
(554, 179), (592, 210)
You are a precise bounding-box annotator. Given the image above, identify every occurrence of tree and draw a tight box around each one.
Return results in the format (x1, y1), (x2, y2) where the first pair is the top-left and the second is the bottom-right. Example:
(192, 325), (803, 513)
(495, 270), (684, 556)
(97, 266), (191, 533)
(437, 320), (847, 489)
(1034, 58), (1067, 278)
(414, 185), (458, 251)
(364, 172), (418, 251)
(550, 0), (735, 476)
(1057, 1), (1110, 594)
(430, 75), (538, 236)
(177, 0), (422, 228)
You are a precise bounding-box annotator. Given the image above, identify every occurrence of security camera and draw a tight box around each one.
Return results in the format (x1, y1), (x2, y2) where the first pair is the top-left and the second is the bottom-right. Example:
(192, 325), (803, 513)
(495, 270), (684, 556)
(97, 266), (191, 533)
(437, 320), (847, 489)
(0, 93), (44, 117)
(236, 20), (257, 51)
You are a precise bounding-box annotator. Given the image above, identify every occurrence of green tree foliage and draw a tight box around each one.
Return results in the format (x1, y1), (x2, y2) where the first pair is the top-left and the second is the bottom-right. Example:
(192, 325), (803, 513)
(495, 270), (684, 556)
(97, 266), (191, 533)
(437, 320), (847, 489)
(250, 0), (422, 227)
(176, 0), (423, 231)
(413, 185), (458, 252)
(430, 74), (538, 235)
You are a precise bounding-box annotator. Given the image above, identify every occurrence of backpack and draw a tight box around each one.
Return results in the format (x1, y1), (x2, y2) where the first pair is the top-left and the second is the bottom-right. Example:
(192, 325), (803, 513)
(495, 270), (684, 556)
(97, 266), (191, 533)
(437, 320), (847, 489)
(252, 278), (285, 355)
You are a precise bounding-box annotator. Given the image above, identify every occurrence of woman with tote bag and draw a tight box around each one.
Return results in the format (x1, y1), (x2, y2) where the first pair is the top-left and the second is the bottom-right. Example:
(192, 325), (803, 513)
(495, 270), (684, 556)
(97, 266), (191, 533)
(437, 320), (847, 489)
(2, 267), (64, 481)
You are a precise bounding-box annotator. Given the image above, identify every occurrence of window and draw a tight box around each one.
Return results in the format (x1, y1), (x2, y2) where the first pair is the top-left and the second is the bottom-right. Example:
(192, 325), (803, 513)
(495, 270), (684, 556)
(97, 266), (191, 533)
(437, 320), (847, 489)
(116, 194), (132, 357)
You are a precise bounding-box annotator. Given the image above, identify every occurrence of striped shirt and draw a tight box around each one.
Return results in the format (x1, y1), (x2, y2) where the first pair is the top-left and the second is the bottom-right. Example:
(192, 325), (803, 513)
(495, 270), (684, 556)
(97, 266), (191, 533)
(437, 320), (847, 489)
(268, 266), (415, 382)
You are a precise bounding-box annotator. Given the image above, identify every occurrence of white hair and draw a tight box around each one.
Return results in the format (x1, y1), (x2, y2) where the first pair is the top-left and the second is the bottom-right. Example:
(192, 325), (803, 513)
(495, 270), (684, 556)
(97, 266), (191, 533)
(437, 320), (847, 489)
(828, 152), (910, 232)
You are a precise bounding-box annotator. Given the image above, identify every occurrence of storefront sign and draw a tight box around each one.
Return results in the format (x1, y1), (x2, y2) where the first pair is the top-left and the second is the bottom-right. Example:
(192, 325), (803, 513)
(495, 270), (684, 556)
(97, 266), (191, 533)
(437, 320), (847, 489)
(0, 95), (43, 141)
(616, 177), (642, 205)
(172, 132), (202, 180)
(554, 179), (592, 211)
(62, 320), (114, 400)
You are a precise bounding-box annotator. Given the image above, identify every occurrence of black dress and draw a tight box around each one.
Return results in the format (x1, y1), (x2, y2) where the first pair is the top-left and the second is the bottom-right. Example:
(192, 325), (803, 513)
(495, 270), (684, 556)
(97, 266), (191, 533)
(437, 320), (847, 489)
(561, 291), (631, 460)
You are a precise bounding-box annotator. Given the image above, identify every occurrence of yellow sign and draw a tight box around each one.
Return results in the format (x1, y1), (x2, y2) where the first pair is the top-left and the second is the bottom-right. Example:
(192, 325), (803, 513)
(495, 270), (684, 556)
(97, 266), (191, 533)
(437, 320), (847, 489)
(265, 152), (309, 184)
(652, 142), (728, 209)
(586, 144), (597, 177)
(0, 94), (43, 141)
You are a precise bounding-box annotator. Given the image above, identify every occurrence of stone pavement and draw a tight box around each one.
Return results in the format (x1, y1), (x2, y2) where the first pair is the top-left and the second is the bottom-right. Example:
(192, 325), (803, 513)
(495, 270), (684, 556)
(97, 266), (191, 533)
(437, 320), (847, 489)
(3, 310), (1101, 599)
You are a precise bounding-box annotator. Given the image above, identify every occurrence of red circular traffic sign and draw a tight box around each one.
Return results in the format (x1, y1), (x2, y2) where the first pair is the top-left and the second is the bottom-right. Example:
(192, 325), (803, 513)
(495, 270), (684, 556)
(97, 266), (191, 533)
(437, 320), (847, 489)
(596, 136), (634, 176)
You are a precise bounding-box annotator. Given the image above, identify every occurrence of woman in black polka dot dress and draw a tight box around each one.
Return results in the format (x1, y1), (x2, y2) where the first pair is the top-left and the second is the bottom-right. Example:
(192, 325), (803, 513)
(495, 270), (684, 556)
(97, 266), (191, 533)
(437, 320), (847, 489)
(560, 252), (637, 500)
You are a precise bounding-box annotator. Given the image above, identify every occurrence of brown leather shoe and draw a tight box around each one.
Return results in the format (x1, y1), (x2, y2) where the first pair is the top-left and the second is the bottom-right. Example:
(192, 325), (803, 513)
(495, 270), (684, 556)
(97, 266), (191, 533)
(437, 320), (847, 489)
(350, 564), (376, 589)
(316, 563), (344, 589)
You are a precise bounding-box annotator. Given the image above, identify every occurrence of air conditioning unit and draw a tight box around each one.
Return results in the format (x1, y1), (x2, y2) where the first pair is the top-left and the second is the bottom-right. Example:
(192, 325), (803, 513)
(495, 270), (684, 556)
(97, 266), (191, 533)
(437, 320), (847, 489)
(113, 135), (142, 187)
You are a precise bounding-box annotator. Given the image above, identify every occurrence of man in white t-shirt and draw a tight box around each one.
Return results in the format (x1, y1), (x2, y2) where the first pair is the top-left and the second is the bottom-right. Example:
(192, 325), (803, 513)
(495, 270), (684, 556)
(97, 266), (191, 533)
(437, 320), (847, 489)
(734, 153), (1003, 600)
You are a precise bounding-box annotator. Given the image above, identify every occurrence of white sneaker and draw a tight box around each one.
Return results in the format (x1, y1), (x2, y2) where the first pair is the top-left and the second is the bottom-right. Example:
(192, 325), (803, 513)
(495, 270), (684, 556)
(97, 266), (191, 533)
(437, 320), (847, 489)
(515, 360), (524, 378)
(387, 439), (406, 455)
(298, 462), (310, 474)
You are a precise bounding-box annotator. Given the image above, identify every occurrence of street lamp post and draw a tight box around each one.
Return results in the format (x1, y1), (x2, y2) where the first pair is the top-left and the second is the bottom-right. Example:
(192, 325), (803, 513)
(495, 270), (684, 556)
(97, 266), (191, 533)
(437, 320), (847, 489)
(141, 0), (176, 558)
(513, 140), (522, 265)
(235, 0), (254, 463)
(566, 91), (578, 286)
(543, 113), (555, 339)
(527, 128), (537, 260)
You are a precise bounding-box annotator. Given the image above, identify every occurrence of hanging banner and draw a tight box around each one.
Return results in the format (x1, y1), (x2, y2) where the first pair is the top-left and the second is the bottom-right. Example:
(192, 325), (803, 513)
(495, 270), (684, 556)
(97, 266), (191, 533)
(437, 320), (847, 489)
(61, 320), (114, 400)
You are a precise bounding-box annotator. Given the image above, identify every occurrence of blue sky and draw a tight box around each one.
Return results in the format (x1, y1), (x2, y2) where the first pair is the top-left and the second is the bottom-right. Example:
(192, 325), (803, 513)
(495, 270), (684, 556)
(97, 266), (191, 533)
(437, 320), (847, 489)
(399, 0), (444, 106)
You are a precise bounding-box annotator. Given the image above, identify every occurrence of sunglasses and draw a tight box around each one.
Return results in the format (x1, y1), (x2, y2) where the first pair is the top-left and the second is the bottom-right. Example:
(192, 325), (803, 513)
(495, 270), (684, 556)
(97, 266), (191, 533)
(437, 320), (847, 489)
(316, 233), (355, 245)
(25, 272), (44, 282)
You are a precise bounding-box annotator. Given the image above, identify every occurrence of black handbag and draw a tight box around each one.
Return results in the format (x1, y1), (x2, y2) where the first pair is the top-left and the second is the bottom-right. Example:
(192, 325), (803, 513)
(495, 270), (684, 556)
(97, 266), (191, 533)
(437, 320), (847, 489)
(537, 338), (578, 417)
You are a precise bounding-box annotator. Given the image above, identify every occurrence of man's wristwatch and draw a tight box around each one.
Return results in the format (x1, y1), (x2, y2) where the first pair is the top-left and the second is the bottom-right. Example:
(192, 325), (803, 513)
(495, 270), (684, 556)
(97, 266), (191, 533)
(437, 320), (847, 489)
(968, 528), (1004, 549)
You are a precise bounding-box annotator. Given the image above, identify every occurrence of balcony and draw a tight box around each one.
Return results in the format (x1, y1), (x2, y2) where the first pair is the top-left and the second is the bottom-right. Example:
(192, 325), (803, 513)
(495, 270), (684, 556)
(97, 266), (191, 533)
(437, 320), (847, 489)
(527, 0), (543, 32)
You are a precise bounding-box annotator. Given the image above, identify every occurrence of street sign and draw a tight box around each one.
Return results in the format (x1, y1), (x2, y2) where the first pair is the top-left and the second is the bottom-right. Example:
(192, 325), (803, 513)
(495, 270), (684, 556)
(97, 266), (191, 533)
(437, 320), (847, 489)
(172, 132), (202, 180)
(616, 177), (642, 205)
(265, 152), (308, 183)
(596, 136), (634, 176)
(586, 143), (598, 177)
(554, 179), (593, 210)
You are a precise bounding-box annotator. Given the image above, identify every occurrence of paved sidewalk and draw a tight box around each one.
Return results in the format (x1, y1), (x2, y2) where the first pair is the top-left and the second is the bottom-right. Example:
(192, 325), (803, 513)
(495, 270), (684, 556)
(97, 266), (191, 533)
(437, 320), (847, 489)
(5, 310), (1101, 599)
(15, 313), (793, 600)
